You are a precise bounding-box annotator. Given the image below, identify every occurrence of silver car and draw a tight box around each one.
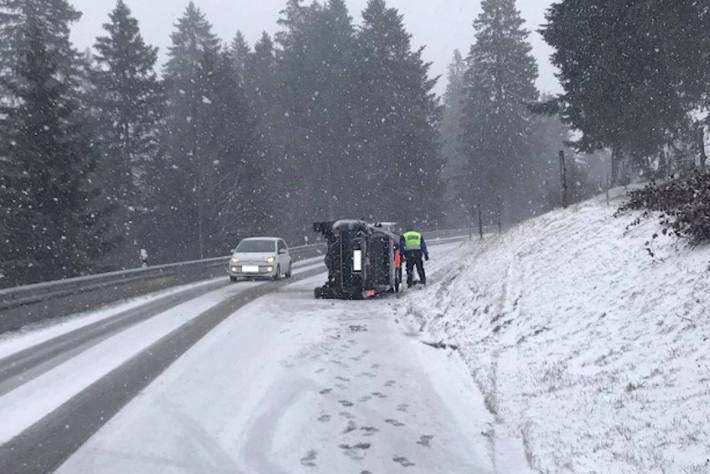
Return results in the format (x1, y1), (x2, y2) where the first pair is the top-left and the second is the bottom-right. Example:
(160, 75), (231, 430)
(228, 237), (292, 282)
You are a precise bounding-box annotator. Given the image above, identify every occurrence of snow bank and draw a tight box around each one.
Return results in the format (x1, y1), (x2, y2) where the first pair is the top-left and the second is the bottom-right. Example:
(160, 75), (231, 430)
(400, 190), (710, 473)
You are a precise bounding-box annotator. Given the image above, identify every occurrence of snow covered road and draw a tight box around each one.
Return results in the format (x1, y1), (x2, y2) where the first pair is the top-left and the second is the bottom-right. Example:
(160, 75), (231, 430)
(0, 258), (327, 472)
(57, 259), (496, 474)
(1, 239), (501, 474)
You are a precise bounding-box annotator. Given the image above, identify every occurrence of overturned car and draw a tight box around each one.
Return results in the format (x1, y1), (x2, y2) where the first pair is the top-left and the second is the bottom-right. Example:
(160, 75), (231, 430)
(314, 220), (401, 299)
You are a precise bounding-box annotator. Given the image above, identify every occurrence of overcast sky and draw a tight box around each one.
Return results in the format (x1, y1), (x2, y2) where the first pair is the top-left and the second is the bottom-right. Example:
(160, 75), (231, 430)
(68, 0), (561, 96)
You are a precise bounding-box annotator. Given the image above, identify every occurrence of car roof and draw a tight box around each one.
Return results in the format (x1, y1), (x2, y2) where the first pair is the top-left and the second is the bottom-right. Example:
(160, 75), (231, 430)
(240, 237), (282, 242)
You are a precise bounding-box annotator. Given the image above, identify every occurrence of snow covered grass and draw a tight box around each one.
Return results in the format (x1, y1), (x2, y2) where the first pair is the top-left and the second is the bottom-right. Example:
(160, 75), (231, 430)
(400, 190), (710, 473)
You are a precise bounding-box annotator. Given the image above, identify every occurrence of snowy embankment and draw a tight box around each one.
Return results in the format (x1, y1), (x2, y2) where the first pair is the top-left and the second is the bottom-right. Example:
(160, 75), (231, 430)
(401, 190), (710, 473)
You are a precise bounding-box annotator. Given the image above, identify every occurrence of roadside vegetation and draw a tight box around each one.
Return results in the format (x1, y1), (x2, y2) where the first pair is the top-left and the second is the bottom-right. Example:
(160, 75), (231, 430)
(619, 170), (710, 245)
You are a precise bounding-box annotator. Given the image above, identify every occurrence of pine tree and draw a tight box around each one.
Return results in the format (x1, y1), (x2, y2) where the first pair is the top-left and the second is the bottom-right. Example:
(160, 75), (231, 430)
(0, 0), (79, 100)
(440, 50), (468, 226)
(230, 30), (249, 86)
(151, 2), (266, 262)
(274, 0), (359, 230)
(244, 32), (290, 238)
(313, 0), (358, 221)
(354, 0), (442, 226)
(542, 0), (710, 183)
(211, 49), (269, 244)
(154, 2), (222, 261)
(90, 0), (163, 268)
(459, 0), (538, 222)
(0, 0), (110, 286)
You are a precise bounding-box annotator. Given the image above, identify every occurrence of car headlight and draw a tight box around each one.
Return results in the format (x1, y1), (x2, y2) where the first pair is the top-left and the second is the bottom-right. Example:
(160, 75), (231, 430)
(231, 257), (240, 264)
(265, 256), (275, 264)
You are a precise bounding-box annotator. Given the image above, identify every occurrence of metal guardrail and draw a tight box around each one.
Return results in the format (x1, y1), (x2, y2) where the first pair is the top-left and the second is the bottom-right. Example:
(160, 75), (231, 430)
(0, 228), (469, 334)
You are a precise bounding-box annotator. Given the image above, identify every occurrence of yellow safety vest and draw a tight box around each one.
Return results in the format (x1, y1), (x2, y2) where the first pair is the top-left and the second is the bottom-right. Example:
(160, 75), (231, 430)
(402, 231), (422, 250)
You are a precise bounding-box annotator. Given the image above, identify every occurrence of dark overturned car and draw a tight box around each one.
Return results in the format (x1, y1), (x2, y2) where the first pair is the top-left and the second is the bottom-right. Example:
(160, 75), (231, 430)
(313, 220), (402, 299)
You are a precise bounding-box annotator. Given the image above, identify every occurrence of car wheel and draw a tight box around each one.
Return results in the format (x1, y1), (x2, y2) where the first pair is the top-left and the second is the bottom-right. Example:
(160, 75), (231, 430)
(285, 262), (292, 278)
(273, 265), (281, 281)
(230, 276), (238, 283)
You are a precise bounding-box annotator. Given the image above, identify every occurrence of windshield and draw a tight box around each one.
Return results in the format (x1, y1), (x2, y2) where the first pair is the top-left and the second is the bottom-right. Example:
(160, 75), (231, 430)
(235, 240), (275, 253)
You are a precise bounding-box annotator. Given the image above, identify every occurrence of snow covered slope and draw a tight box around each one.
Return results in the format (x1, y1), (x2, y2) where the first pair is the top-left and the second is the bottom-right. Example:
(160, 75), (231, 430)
(400, 190), (710, 473)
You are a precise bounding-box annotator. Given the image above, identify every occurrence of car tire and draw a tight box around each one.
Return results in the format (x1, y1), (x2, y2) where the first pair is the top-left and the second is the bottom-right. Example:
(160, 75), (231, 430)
(285, 262), (292, 279)
(230, 276), (238, 283)
(273, 265), (281, 281)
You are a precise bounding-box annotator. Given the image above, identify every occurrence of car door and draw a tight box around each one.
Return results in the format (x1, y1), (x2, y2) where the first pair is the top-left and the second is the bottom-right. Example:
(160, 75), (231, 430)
(278, 240), (290, 273)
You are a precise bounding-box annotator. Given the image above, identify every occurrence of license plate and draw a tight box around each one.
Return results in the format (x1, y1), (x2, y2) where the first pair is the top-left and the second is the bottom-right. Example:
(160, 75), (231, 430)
(242, 265), (259, 273)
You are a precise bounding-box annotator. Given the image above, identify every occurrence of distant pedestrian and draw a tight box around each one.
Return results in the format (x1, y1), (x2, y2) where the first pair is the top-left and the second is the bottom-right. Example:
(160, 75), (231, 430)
(140, 249), (149, 268)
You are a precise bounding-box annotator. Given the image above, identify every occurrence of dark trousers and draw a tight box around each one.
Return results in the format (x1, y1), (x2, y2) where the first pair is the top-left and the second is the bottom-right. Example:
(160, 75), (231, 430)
(404, 250), (426, 286)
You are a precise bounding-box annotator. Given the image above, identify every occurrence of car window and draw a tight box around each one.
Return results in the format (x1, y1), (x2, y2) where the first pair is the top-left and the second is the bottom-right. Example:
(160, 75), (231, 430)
(235, 240), (276, 253)
(278, 240), (287, 252)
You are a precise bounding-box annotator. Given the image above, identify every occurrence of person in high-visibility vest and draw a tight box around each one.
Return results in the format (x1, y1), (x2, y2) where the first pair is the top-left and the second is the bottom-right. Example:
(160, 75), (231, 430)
(399, 229), (429, 287)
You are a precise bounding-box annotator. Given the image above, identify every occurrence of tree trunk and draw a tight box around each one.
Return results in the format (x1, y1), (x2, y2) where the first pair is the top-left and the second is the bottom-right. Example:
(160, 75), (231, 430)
(559, 150), (568, 208)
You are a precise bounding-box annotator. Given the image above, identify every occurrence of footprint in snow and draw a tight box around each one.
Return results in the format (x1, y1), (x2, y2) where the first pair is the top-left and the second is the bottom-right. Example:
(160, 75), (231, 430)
(360, 426), (379, 437)
(393, 456), (415, 467)
(357, 372), (377, 378)
(358, 395), (372, 403)
(339, 400), (354, 407)
(343, 420), (358, 434)
(335, 376), (350, 382)
(417, 435), (434, 447)
(339, 443), (371, 461)
(397, 404), (409, 413)
(319, 388), (333, 395)
(385, 418), (405, 427)
(384, 380), (396, 387)
(339, 442), (371, 450)
(329, 360), (350, 369)
(372, 392), (387, 399)
(300, 450), (317, 467)
(339, 411), (355, 420)
(317, 414), (331, 423)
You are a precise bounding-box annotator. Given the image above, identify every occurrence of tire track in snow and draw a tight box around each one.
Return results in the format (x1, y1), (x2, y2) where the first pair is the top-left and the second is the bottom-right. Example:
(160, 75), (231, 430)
(0, 267), (325, 474)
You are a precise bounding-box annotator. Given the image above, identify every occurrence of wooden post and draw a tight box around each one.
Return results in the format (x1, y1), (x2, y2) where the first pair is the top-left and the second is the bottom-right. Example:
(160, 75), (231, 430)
(698, 123), (707, 170)
(559, 150), (569, 208)
(478, 204), (483, 240)
(497, 209), (502, 235)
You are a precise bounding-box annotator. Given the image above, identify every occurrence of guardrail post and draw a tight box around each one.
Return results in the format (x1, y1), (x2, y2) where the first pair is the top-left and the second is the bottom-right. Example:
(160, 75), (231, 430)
(478, 205), (484, 240)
